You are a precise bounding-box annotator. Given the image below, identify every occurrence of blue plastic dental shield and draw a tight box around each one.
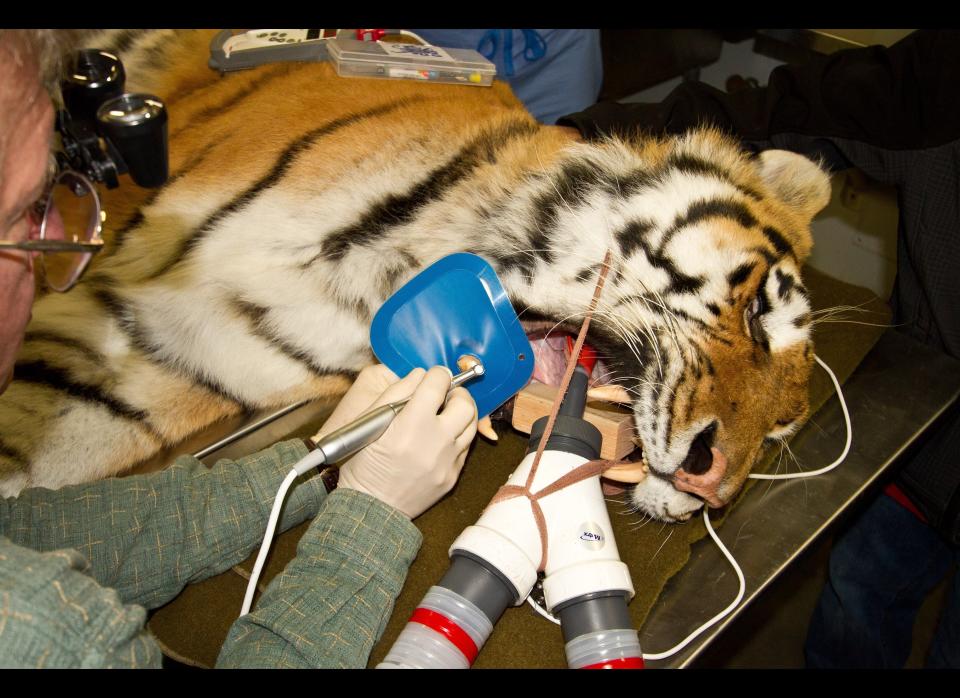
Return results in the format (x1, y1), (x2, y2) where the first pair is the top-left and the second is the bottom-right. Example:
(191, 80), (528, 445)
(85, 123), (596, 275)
(370, 253), (533, 418)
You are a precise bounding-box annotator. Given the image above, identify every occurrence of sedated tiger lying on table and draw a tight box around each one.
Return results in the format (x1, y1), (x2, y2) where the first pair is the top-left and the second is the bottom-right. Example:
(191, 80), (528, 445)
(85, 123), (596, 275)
(0, 29), (830, 522)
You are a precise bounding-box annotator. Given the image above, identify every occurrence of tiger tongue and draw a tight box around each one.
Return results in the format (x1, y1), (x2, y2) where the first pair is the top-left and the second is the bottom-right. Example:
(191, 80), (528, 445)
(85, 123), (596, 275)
(602, 479), (628, 496)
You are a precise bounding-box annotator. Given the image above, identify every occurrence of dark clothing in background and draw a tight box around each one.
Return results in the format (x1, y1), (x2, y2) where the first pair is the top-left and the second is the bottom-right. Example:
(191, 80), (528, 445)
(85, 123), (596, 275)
(559, 29), (960, 667)
(559, 29), (960, 545)
(803, 491), (960, 667)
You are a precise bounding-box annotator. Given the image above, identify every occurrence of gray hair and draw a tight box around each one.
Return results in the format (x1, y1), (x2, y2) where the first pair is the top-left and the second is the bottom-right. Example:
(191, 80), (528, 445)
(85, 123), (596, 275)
(0, 30), (95, 97)
(0, 30), (91, 171)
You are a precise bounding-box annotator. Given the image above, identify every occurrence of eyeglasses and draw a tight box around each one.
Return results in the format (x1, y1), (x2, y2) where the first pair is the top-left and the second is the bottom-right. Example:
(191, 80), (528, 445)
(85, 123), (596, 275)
(0, 169), (104, 292)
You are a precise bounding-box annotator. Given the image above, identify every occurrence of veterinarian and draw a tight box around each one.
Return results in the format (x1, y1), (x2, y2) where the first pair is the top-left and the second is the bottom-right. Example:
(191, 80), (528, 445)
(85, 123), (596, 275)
(556, 29), (960, 668)
(0, 29), (478, 669)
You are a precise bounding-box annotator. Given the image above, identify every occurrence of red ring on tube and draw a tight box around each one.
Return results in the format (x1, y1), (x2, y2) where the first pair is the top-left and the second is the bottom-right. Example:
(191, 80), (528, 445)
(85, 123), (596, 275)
(581, 656), (645, 669)
(409, 607), (479, 664)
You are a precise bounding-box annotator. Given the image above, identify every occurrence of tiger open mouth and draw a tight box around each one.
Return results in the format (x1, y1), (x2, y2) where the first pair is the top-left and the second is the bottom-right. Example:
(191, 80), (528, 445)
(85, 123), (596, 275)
(515, 323), (648, 494)
(515, 323), (728, 511)
(518, 317), (787, 525)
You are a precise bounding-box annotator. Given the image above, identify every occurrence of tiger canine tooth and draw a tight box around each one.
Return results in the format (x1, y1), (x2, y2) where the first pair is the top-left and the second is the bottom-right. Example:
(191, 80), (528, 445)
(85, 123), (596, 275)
(602, 461), (648, 484)
(478, 416), (498, 441)
(586, 385), (632, 404)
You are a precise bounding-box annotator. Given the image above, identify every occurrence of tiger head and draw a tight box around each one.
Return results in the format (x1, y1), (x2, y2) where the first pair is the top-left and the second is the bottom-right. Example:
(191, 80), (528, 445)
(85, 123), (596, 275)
(509, 129), (832, 523)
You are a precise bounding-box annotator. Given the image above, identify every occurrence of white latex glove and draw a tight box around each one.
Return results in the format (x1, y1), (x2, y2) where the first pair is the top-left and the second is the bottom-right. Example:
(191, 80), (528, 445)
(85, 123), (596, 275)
(314, 364), (478, 519)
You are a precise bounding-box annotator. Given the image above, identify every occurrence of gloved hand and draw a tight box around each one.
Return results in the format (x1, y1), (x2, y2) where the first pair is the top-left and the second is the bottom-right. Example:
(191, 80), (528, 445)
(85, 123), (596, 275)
(312, 363), (403, 440)
(313, 364), (478, 519)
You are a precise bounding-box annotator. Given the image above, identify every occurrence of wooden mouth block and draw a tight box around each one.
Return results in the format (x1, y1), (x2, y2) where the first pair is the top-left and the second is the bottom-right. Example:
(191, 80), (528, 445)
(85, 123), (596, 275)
(510, 381), (637, 461)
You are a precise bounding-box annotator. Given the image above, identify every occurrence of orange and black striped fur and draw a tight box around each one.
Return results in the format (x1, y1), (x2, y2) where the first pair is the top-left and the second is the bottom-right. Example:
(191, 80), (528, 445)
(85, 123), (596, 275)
(0, 30), (830, 521)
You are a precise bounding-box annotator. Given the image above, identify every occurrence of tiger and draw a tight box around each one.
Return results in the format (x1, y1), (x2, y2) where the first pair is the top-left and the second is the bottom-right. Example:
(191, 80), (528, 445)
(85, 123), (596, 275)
(0, 29), (830, 523)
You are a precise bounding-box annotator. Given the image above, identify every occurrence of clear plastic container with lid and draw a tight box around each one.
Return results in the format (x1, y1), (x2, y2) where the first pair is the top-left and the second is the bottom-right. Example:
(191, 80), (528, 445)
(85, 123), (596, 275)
(327, 36), (496, 86)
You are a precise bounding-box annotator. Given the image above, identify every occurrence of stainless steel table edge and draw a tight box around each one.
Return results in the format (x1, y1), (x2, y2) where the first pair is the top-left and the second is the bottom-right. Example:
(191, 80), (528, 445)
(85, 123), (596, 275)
(639, 330), (960, 668)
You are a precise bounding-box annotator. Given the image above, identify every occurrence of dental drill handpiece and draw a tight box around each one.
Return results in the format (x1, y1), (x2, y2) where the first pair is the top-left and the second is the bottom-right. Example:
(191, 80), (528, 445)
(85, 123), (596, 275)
(241, 362), (487, 618)
(311, 362), (485, 465)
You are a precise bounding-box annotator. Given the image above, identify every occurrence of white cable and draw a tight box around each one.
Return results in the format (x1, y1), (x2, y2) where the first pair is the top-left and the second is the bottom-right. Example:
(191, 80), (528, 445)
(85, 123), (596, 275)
(638, 354), (847, 661)
(749, 354), (851, 480)
(240, 469), (298, 616)
(526, 594), (561, 625)
(642, 508), (745, 661)
(244, 356), (850, 660)
(240, 449), (327, 616)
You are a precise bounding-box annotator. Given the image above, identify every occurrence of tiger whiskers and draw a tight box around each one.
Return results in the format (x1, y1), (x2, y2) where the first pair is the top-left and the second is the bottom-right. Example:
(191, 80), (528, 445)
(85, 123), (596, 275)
(600, 375), (671, 397)
(591, 291), (681, 371)
(650, 527), (676, 563)
(598, 295), (684, 376)
(528, 142), (684, 349)
(808, 303), (894, 329)
(591, 307), (665, 384)
(778, 436), (811, 503)
(608, 496), (639, 513)
(514, 268), (671, 389)
(486, 182), (686, 377)
(602, 244), (686, 352)
(779, 436), (804, 475)
(629, 513), (655, 532)
(760, 445), (787, 500)
(759, 433), (806, 499)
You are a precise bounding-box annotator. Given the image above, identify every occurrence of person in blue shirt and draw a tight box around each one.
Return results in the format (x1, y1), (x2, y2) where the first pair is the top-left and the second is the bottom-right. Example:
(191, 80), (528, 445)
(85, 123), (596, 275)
(409, 29), (602, 125)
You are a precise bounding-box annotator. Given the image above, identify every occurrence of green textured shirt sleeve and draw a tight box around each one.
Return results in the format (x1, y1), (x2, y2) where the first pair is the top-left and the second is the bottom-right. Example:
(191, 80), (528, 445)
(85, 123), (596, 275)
(0, 439), (324, 609)
(0, 538), (164, 668)
(0, 439), (324, 667)
(217, 488), (422, 669)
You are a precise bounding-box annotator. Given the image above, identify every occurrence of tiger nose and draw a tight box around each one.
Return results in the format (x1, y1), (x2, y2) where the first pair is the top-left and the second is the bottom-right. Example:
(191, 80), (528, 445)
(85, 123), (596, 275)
(680, 422), (717, 475)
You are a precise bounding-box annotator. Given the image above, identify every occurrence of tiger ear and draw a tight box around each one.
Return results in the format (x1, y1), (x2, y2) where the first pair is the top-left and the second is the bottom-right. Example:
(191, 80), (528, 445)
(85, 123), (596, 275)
(756, 150), (831, 223)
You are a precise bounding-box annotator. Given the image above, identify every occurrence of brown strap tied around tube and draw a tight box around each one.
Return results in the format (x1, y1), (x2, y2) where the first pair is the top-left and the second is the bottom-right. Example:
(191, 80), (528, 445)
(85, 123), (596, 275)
(486, 249), (621, 572)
